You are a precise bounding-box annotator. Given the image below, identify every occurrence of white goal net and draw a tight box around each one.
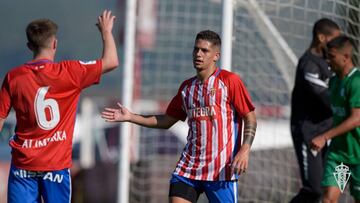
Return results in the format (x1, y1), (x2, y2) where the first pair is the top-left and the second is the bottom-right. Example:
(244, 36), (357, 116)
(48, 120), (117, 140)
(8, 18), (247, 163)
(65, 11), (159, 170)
(127, 0), (360, 202)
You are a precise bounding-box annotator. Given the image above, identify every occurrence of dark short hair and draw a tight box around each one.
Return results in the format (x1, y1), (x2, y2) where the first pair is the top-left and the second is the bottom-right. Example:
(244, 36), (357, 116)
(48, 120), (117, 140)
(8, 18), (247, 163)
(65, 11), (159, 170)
(310, 18), (340, 47)
(195, 30), (221, 48)
(26, 19), (58, 51)
(313, 18), (340, 37)
(327, 35), (353, 50)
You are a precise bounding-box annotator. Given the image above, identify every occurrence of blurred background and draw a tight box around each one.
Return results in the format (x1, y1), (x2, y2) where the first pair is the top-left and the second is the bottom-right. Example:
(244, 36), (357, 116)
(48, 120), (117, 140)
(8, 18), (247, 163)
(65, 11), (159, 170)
(0, 0), (359, 202)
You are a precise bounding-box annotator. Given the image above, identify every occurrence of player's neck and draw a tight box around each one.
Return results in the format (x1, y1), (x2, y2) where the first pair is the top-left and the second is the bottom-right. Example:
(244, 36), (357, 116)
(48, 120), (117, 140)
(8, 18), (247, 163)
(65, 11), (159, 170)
(33, 50), (55, 61)
(196, 65), (217, 82)
(310, 46), (324, 57)
(339, 62), (355, 79)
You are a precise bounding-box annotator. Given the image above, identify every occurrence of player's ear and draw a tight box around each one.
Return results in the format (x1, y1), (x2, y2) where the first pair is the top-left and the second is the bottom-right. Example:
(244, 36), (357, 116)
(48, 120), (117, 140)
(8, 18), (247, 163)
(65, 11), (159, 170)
(213, 45), (220, 62)
(318, 33), (326, 44)
(53, 38), (58, 50)
(214, 52), (220, 62)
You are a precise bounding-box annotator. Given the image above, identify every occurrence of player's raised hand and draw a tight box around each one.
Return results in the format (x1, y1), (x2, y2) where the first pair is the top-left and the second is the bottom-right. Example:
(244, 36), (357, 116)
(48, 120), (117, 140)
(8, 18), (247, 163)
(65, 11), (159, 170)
(101, 102), (131, 122)
(96, 10), (116, 34)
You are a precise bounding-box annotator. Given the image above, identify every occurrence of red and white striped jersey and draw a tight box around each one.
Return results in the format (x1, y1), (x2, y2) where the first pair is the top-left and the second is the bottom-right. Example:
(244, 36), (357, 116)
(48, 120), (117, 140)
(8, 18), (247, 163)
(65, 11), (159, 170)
(0, 59), (102, 171)
(166, 68), (255, 181)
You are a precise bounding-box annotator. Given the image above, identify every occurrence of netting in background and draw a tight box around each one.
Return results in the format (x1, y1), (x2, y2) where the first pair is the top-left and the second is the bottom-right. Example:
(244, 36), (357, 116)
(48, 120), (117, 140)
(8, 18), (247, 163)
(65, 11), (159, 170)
(129, 0), (360, 202)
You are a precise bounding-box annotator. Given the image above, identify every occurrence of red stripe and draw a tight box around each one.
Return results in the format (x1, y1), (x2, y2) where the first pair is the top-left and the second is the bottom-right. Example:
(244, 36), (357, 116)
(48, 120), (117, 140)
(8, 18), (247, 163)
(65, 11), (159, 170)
(213, 79), (222, 181)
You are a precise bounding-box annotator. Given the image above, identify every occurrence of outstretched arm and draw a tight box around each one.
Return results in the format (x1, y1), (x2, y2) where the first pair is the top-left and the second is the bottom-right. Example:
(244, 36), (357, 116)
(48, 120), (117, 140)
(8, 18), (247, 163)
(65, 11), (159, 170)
(97, 10), (119, 73)
(230, 111), (257, 175)
(102, 103), (179, 129)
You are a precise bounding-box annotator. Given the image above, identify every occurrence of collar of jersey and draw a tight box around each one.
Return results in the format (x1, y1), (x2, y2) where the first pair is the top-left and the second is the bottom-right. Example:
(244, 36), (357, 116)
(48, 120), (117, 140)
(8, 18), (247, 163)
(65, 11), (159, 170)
(195, 67), (221, 84)
(25, 59), (54, 66)
(347, 67), (358, 78)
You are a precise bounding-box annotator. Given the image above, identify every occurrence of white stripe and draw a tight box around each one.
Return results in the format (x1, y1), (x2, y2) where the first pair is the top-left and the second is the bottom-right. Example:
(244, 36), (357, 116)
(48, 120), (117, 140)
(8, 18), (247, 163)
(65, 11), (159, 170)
(199, 83), (205, 107)
(233, 181), (238, 203)
(68, 169), (72, 203)
(348, 68), (358, 77)
(180, 84), (188, 114)
(220, 80), (228, 180)
(196, 120), (207, 178)
(302, 143), (308, 180)
(208, 76), (216, 106)
(304, 74), (328, 88)
(305, 72), (319, 78)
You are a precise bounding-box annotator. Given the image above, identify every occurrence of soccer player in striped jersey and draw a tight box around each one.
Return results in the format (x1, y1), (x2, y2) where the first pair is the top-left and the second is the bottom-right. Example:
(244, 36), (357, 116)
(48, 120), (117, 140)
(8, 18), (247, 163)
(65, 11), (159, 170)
(311, 36), (360, 203)
(102, 30), (257, 203)
(0, 10), (118, 203)
(290, 18), (340, 203)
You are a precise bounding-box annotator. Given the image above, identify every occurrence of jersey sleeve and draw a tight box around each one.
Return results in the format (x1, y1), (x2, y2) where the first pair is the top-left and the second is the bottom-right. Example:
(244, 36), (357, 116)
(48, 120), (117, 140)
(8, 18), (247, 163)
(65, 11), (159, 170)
(228, 74), (255, 117)
(0, 74), (12, 119)
(348, 75), (360, 108)
(63, 60), (102, 89)
(166, 85), (187, 121)
(302, 60), (332, 109)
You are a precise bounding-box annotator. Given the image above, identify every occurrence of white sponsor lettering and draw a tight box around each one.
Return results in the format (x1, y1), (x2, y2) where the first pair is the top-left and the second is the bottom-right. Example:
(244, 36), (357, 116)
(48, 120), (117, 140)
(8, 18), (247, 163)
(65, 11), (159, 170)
(13, 170), (44, 178)
(22, 130), (67, 148)
(186, 106), (216, 119)
(43, 172), (64, 183)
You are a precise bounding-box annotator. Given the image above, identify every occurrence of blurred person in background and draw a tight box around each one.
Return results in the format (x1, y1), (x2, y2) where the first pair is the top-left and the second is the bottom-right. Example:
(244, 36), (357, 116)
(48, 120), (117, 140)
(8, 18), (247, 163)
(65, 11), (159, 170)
(0, 10), (118, 203)
(311, 35), (360, 203)
(290, 18), (340, 203)
(102, 30), (257, 203)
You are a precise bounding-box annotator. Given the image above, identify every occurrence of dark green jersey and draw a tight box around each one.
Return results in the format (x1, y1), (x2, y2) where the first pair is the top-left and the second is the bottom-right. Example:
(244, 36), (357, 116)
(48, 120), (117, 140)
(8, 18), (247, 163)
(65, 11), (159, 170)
(328, 67), (360, 164)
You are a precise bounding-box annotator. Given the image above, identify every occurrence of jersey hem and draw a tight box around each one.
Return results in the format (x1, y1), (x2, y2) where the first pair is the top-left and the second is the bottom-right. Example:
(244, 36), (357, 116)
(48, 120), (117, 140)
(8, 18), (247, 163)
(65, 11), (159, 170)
(11, 162), (72, 171)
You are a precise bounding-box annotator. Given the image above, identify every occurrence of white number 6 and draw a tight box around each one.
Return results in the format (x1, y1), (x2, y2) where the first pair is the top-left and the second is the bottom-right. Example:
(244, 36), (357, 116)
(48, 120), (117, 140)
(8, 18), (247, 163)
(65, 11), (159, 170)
(34, 86), (60, 130)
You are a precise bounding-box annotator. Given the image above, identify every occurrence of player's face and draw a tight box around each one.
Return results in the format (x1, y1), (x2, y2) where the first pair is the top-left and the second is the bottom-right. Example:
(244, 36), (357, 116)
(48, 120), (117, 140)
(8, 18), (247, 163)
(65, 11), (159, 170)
(192, 39), (220, 71)
(327, 48), (346, 73)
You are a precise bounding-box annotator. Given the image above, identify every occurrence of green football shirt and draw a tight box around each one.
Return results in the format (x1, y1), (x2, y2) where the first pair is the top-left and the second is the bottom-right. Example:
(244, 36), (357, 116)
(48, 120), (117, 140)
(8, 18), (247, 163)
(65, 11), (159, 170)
(327, 67), (360, 164)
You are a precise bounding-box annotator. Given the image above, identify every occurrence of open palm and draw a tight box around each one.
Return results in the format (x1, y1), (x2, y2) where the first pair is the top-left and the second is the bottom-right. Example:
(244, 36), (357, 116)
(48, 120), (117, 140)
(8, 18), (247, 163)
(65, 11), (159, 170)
(101, 102), (131, 122)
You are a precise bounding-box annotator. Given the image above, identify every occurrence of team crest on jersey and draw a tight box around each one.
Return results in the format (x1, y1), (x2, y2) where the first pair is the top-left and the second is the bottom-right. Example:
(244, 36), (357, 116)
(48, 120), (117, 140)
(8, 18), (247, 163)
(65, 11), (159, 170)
(333, 162), (351, 193)
(79, 60), (96, 65)
(208, 88), (216, 96)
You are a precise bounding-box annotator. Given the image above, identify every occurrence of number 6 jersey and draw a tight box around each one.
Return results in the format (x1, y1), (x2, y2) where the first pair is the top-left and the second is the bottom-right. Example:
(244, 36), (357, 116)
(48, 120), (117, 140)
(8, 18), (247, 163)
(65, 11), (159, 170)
(0, 59), (102, 171)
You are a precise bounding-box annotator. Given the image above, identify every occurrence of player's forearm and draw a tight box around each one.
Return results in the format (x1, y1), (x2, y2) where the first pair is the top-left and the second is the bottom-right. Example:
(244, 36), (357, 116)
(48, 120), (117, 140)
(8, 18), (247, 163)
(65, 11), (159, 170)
(323, 110), (360, 140)
(242, 111), (257, 147)
(129, 114), (172, 129)
(101, 30), (119, 73)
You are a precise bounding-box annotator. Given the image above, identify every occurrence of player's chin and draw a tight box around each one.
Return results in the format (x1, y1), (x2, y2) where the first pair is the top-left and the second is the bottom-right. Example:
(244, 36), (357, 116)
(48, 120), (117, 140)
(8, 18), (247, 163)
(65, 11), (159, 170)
(193, 64), (204, 71)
